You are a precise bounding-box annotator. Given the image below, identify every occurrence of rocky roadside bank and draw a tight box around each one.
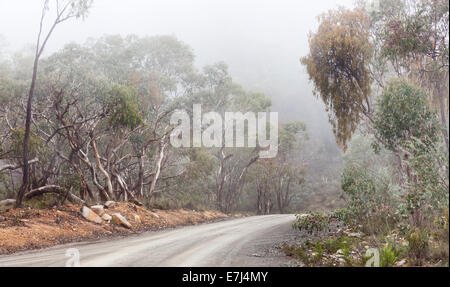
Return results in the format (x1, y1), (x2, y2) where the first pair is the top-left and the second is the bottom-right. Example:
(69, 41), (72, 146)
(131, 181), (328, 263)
(0, 201), (231, 255)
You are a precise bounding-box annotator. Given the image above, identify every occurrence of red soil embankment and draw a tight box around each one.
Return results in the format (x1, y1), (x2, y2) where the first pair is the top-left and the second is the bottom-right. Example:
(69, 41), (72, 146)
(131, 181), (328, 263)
(0, 202), (229, 255)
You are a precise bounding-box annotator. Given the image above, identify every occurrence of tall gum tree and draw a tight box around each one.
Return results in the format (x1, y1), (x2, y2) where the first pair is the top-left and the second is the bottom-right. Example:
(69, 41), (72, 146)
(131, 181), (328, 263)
(301, 7), (373, 150)
(16, 0), (92, 207)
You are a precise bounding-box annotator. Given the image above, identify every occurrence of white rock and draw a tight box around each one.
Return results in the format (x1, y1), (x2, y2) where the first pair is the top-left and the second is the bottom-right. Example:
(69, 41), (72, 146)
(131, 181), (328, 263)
(80, 206), (103, 224)
(111, 213), (132, 229)
(90, 205), (105, 216)
(101, 213), (112, 222)
(104, 201), (116, 208)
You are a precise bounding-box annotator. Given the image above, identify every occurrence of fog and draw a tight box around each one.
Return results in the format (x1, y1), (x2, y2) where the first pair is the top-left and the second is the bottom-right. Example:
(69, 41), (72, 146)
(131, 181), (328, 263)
(0, 0), (354, 141)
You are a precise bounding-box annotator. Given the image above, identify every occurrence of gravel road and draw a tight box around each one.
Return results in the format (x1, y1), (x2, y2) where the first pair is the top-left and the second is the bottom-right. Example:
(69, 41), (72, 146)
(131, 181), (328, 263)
(0, 214), (297, 267)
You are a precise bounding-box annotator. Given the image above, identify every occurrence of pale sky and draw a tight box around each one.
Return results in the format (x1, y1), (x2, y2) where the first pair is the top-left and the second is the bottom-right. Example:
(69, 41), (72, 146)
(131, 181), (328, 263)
(0, 0), (355, 138)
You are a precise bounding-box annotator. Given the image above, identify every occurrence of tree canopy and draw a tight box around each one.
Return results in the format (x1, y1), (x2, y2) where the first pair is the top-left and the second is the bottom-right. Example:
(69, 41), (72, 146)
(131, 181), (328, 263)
(301, 7), (373, 149)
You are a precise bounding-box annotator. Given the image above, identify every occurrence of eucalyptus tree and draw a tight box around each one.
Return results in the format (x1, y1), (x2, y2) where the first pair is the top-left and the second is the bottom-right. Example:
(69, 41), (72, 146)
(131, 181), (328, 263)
(301, 7), (373, 150)
(367, 0), (449, 152)
(174, 61), (274, 212)
(20, 44), (110, 201)
(274, 121), (307, 213)
(246, 121), (307, 214)
(17, 0), (93, 207)
(30, 34), (200, 203)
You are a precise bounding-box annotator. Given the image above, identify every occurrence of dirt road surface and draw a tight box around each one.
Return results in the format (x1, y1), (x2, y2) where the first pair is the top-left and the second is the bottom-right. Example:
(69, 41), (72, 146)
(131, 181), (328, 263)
(0, 214), (296, 267)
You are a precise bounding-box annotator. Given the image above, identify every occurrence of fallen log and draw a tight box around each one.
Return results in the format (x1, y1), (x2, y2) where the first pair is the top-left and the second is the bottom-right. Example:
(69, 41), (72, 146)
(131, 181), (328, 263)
(25, 185), (85, 205)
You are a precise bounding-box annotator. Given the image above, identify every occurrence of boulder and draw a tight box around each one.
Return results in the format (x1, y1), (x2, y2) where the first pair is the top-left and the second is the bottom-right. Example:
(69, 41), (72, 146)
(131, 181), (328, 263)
(90, 205), (105, 216)
(80, 206), (103, 224)
(104, 201), (116, 208)
(101, 213), (112, 222)
(111, 213), (132, 229)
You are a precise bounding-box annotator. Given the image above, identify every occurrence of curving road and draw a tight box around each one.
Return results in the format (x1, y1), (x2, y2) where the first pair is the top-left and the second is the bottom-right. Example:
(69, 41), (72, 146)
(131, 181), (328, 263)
(0, 214), (296, 267)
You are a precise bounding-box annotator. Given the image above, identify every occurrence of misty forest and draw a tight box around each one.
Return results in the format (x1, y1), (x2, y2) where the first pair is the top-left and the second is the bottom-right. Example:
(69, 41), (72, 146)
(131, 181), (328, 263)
(0, 0), (448, 267)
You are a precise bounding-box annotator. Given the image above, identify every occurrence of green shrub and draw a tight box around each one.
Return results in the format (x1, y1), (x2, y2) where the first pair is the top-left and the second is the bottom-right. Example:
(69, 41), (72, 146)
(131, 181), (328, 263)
(323, 236), (352, 254)
(401, 139), (449, 227)
(313, 242), (324, 263)
(281, 245), (310, 264)
(407, 227), (429, 265)
(292, 212), (331, 235)
(379, 243), (401, 267)
(337, 164), (397, 232)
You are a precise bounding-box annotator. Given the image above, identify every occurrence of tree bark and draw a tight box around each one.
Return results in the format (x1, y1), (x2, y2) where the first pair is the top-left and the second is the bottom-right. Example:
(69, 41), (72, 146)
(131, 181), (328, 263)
(135, 151), (144, 198)
(148, 138), (166, 198)
(16, 55), (40, 208)
(90, 138), (112, 201)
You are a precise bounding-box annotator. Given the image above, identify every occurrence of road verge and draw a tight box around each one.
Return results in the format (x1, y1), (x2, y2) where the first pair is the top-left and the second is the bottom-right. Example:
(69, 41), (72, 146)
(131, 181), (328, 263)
(0, 202), (232, 255)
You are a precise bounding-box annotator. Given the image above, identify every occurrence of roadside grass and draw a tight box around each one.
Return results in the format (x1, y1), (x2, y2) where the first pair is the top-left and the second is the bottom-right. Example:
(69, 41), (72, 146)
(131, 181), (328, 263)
(284, 207), (450, 267)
